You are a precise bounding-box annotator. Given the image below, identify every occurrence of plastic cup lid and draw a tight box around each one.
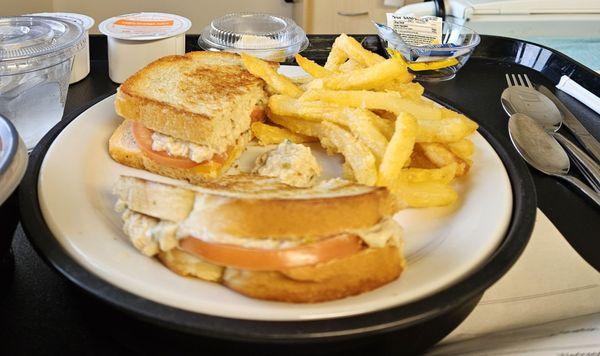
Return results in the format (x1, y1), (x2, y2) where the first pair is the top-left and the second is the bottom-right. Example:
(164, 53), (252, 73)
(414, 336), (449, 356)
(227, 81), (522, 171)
(0, 16), (86, 76)
(28, 12), (95, 31)
(0, 114), (27, 206)
(198, 13), (308, 59)
(99, 12), (191, 41)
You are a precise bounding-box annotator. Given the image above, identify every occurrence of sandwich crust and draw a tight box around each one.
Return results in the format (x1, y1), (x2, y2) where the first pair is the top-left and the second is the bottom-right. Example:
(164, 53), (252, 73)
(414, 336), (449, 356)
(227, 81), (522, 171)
(223, 244), (404, 303)
(114, 174), (399, 240)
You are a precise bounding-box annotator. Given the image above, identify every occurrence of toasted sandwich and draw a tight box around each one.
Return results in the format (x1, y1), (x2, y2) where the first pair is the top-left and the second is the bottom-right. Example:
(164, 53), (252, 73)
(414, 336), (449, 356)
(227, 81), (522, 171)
(109, 51), (269, 183)
(113, 174), (405, 303)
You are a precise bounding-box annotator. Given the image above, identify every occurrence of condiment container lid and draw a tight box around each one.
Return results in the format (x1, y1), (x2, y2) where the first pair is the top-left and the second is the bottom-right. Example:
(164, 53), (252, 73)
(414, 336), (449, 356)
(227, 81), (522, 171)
(0, 114), (27, 206)
(0, 16), (86, 76)
(28, 12), (95, 30)
(198, 13), (309, 61)
(99, 12), (191, 41)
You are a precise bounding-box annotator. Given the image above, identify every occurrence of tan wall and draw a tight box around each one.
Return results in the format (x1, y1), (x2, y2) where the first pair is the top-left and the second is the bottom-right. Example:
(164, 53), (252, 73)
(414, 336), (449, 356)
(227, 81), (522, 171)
(1, 0), (52, 16)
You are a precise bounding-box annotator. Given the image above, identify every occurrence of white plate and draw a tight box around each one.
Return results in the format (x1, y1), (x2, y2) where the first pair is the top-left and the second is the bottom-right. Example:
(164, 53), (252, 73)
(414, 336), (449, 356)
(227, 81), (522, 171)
(38, 66), (512, 321)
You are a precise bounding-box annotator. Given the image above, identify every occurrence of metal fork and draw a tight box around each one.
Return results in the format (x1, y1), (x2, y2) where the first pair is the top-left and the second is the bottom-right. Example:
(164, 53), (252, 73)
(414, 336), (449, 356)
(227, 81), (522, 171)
(503, 73), (600, 192)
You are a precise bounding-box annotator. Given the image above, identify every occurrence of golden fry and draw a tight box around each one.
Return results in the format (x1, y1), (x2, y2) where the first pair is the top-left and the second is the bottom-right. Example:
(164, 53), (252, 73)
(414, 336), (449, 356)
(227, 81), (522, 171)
(345, 109), (389, 163)
(378, 81), (423, 99)
(294, 54), (333, 78)
(338, 59), (364, 72)
(416, 117), (478, 143)
(418, 142), (470, 176)
(318, 122), (378, 185)
(324, 36), (348, 70)
(321, 58), (409, 90)
(399, 163), (458, 184)
(267, 113), (323, 138)
(300, 89), (442, 120)
(377, 113), (418, 187)
(393, 181), (458, 208)
(241, 53), (303, 98)
(447, 139), (475, 161)
(251, 122), (316, 145)
(337, 34), (385, 67)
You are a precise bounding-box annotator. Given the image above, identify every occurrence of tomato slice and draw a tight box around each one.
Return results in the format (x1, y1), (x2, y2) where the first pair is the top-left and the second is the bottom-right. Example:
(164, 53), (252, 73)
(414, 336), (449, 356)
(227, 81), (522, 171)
(131, 121), (227, 169)
(180, 234), (364, 271)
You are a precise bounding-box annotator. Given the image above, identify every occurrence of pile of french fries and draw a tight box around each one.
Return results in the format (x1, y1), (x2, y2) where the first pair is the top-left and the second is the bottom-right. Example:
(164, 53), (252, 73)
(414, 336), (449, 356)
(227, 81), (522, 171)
(242, 34), (478, 208)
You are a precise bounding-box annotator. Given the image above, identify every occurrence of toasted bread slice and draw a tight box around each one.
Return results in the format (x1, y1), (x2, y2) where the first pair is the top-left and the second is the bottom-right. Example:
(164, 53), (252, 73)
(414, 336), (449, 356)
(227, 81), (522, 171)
(224, 243), (404, 303)
(114, 174), (399, 240)
(109, 120), (248, 183)
(115, 51), (268, 150)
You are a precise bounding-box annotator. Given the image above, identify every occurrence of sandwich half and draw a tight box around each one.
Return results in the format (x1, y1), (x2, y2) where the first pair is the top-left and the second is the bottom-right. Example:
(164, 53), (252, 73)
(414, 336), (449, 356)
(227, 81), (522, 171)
(113, 174), (406, 303)
(109, 51), (269, 183)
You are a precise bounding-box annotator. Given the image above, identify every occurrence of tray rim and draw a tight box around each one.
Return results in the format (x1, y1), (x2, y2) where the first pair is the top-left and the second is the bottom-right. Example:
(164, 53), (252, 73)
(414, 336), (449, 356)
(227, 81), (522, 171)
(19, 91), (536, 344)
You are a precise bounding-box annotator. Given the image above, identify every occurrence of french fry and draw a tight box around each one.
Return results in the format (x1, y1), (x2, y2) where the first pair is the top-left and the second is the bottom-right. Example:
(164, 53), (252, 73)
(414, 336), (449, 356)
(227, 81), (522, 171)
(377, 113), (418, 187)
(324, 36), (348, 70)
(418, 142), (470, 176)
(393, 181), (458, 208)
(295, 54), (334, 78)
(269, 95), (394, 140)
(251, 122), (315, 145)
(399, 163), (458, 184)
(378, 81), (423, 99)
(241, 53), (303, 98)
(339, 59), (364, 72)
(408, 147), (438, 169)
(267, 113), (323, 138)
(321, 58), (410, 90)
(447, 139), (475, 161)
(416, 117), (478, 143)
(300, 89), (442, 120)
(345, 109), (388, 163)
(337, 34), (385, 67)
(318, 122), (378, 185)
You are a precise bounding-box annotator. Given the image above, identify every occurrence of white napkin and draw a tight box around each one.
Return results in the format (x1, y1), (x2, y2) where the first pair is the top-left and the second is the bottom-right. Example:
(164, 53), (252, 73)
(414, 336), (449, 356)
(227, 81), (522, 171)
(556, 75), (600, 115)
(428, 209), (600, 354)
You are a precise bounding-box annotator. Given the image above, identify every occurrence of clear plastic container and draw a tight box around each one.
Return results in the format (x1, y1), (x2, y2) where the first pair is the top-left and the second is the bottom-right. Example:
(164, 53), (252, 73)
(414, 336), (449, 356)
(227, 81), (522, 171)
(375, 21), (480, 82)
(198, 13), (309, 62)
(0, 16), (85, 149)
(28, 12), (95, 83)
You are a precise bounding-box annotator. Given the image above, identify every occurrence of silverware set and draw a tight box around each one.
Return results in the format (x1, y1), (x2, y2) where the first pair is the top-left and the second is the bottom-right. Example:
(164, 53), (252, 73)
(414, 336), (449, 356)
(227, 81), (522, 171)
(503, 74), (600, 207)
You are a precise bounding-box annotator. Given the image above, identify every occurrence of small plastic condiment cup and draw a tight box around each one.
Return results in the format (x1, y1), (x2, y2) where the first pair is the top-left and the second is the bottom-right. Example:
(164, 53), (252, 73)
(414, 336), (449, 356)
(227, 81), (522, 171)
(99, 12), (191, 83)
(198, 13), (309, 62)
(0, 16), (86, 149)
(28, 13), (94, 83)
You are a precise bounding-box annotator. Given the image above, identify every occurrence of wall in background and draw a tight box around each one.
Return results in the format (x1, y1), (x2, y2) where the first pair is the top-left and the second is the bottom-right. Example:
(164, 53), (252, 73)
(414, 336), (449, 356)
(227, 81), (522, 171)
(2, 0), (52, 16)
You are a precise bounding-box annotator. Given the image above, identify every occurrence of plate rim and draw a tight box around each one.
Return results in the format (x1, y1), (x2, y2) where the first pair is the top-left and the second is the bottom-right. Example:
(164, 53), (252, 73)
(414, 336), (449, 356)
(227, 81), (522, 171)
(19, 90), (537, 343)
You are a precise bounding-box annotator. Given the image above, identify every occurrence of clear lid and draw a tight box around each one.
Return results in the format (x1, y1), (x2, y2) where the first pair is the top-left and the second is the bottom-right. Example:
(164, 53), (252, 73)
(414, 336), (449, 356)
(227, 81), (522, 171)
(0, 16), (85, 75)
(28, 12), (95, 31)
(198, 13), (309, 61)
(98, 12), (191, 41)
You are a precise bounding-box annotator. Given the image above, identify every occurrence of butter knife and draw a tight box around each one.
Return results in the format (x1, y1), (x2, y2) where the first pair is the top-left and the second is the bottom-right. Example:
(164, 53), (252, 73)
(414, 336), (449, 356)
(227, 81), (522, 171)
(537, 85), (600, 162)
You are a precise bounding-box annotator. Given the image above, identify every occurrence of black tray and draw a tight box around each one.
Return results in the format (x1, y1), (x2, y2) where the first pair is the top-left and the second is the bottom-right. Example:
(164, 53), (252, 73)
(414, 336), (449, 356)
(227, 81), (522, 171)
(18, 33), (600, 355)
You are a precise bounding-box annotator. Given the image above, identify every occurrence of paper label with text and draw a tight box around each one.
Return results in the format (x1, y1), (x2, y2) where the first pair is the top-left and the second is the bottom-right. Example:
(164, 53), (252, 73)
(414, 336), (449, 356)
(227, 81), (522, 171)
(386, 14), (442, 46)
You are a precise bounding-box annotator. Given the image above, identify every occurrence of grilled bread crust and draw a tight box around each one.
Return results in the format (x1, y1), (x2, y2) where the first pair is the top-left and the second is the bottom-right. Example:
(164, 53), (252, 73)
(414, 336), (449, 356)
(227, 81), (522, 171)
(115, 51), (269, 149)
(114, 174), (399, 240)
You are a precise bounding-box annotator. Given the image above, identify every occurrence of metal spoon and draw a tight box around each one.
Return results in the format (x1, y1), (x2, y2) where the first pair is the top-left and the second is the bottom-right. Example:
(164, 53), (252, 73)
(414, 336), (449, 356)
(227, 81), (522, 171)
(501, 86), (600, 192)
(508, 113), (600, 207)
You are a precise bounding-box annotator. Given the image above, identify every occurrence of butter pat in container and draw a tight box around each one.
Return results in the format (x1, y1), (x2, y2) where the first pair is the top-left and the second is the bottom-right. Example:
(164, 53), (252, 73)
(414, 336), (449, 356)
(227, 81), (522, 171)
(28, 13), (94, 84)
(99, 12), (191, 83)
(198, 13), (308, 62)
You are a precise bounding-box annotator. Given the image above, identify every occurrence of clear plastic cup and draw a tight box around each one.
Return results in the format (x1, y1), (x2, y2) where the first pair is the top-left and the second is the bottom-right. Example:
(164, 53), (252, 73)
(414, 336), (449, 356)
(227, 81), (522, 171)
(198, 13), (309, 62)
(0, 16), (86, 150)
